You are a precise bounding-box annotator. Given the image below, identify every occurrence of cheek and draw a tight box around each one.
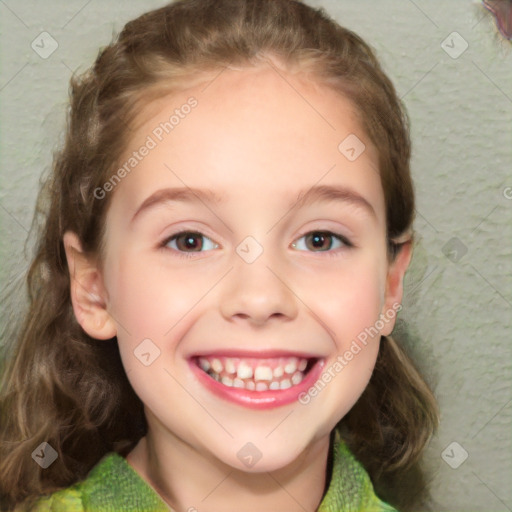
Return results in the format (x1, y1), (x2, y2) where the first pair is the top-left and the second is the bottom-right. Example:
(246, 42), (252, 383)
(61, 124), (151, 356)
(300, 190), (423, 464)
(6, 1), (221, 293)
(104, 254), (209, 342)
(104, 257), (208, 406)
(304, 259), (385, 345)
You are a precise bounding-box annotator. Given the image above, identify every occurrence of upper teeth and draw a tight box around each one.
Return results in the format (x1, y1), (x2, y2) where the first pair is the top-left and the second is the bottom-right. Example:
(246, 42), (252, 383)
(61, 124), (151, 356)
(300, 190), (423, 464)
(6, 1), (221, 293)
(197, 355), (311, 391)
(284, 358), (298, 374)
(273, 366), (284, 378)
(237, 362), (253, 379)
(225, 359), (236, 374)
(211, 358), (223, 374)
(254, 366), (273, 381)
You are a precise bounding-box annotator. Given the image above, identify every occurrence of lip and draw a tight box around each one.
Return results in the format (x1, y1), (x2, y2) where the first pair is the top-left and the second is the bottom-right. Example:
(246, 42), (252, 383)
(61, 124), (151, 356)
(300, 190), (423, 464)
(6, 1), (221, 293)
(190, 349), (322, 359)
(188, 354), (326, 410)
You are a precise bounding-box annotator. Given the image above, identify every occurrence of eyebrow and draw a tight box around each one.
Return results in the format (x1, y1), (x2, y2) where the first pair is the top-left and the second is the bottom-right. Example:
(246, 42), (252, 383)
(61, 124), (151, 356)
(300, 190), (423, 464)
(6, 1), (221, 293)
(131, 187), (223, 224)
(130, 184), (375, 223)
(292, 184), (375, 217)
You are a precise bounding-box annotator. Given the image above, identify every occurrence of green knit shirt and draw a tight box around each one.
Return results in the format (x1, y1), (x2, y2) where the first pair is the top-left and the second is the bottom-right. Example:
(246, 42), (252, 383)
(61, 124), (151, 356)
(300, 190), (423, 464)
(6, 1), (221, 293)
(26, 432), (397, 511)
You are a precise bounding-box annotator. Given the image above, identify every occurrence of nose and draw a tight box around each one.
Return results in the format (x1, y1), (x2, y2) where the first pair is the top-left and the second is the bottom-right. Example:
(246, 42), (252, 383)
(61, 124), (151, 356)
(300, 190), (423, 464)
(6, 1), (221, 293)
(219, 253), (299, 327)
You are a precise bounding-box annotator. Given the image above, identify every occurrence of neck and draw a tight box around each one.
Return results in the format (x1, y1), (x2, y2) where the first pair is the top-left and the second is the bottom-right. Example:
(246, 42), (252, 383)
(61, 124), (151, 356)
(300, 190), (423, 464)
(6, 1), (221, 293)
(126, 415), (331, 512)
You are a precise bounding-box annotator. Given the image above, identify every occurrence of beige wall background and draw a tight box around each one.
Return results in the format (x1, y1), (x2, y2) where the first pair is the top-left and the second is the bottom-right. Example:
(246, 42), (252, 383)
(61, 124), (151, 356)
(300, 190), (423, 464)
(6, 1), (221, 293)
(1, 1), (511, 510)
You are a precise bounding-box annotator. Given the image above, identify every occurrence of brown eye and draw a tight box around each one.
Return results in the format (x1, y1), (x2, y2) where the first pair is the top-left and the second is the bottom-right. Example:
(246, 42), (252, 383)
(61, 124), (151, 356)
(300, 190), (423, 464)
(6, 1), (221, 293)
(174, 232), (204, 252)
(292, 231), (352, 253)
(164, 231), (218, 255)
(305, 232), (336, 251)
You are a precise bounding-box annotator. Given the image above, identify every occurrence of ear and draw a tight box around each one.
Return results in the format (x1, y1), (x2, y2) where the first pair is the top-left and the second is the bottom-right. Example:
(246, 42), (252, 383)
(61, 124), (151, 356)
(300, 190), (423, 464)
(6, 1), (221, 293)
(63, 231), (117, 340)
(379, 240), (413, 336)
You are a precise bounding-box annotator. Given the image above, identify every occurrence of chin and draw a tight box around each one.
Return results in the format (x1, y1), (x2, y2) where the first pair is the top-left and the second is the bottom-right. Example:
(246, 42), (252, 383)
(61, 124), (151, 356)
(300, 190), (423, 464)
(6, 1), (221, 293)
(219, 435), (319, 474)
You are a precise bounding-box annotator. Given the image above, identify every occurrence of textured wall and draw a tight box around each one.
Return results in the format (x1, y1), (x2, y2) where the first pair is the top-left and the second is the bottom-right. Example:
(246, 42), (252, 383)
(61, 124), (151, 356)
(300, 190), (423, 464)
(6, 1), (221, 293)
(0, 1), (511, 510)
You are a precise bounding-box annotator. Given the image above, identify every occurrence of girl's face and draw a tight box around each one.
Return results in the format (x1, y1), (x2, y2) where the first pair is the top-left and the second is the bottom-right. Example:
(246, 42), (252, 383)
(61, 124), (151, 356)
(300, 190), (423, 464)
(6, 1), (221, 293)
(67, 62), (410, 472)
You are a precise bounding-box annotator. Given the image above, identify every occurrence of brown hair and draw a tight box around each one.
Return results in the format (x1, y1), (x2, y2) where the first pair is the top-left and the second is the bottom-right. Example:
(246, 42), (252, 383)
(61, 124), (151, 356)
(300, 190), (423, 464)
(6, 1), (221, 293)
(0, 0), (438, 510)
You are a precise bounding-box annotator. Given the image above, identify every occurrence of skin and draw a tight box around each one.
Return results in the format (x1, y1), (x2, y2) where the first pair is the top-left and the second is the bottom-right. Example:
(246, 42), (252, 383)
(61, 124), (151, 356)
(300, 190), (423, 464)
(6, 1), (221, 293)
(64, 59), (412, 512)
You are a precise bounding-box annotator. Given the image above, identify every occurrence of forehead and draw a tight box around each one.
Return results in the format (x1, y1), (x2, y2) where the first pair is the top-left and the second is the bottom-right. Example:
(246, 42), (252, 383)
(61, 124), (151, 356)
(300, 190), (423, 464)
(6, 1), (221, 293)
(110, 63), (384, 222)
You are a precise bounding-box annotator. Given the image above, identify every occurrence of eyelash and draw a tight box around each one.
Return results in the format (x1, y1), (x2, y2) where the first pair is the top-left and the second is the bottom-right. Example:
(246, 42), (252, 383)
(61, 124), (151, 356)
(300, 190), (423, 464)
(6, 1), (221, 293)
(160, 230), (354, 259)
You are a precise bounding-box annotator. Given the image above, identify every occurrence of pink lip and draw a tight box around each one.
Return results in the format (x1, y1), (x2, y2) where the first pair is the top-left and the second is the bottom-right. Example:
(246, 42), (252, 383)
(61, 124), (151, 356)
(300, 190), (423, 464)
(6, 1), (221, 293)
(188, 355), (325, 410)
(189, 349), (322, 359)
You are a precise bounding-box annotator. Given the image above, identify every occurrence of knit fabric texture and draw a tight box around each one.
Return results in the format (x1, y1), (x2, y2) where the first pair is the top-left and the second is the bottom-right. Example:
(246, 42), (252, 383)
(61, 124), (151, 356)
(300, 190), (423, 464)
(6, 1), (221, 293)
(26, 431), (397, 511)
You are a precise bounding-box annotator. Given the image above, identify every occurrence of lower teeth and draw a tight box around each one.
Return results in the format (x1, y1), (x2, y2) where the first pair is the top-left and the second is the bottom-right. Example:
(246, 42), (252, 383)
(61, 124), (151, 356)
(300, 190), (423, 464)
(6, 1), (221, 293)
(205, 368), (304, 390)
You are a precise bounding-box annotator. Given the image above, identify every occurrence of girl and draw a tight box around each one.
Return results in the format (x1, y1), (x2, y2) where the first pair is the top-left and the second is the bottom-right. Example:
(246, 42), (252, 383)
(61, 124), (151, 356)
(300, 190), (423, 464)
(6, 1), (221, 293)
(0, 0), (439, 510)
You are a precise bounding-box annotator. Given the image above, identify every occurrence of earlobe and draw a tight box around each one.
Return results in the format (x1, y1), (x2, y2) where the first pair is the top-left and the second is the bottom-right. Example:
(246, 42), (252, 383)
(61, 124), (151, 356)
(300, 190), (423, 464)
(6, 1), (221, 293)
(380, 240), (413, 336)
(63, 231), (117, 340)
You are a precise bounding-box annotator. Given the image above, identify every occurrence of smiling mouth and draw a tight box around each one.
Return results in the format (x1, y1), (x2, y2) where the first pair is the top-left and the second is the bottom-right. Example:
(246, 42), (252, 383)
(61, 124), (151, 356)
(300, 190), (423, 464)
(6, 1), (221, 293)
(192, 355), (318, 391)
